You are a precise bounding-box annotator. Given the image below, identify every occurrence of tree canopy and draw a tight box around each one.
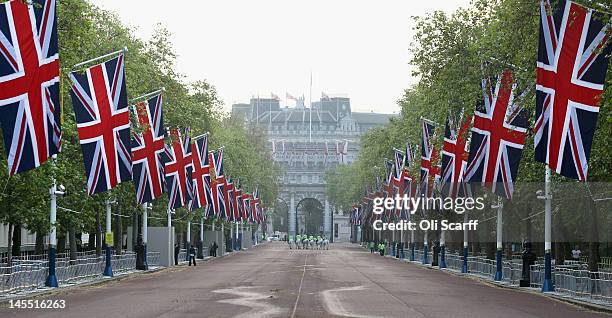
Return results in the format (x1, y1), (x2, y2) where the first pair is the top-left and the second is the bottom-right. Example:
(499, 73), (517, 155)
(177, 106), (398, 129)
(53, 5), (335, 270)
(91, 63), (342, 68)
(0, 0), (278, 246)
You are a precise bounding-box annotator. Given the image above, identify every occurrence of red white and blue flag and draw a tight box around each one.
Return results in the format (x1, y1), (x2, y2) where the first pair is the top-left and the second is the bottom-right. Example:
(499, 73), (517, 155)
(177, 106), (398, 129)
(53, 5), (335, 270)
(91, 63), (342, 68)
(465, 70), (528, 199)
(403, 143), (413, 169)
(70, 53), (131, 195)
(163, 127), (193, 209)
(234, 182), (245, 222)
(420, 119), (440, 198)
(535, 0), (611, 181)
(225, 177), (237, 222)
(131, 93), (165, 204)
(393, 149), (404, 182)
(400, 169), (417, 220)
(251, 187), (262, 224)
(0, 0), (61, 176)
(242, 192), (253, 222)
(209, 149), (228, 219)
(190, 134), (213, 216)
(441, 115), (471, 198)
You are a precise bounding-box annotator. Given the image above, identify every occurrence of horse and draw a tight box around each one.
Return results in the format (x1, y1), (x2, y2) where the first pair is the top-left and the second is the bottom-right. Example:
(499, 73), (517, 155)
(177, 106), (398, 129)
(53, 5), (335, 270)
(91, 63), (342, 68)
(309, 239), (315, 249)
(288, 238), (294, 249)
(302, 238), (310, 249)
(322, 239), (329, 250)
(316, 238), (323, 250)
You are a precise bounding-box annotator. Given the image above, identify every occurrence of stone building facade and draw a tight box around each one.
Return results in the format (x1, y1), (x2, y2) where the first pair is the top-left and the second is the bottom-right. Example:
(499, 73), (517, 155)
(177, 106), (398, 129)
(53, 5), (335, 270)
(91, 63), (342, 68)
(232, 96), (395, 242)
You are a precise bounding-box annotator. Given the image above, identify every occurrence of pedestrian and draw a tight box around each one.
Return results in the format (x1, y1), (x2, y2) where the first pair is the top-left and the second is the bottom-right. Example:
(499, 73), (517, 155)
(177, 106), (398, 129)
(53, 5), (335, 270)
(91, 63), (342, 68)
(212, 241), (218, 257)
(189, 245), (197, 266)
(378, 243), (385, 256)
(174, 243), (180, 266)
(369, 241), (375, 253)
(571, 245), (581, 261)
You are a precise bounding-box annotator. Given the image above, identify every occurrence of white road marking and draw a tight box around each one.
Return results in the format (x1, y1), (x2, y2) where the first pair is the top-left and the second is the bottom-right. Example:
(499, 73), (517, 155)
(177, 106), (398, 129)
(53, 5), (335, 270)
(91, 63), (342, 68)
(213, 286), (286, 318)
(290, 254), (308, 318)
(320, 285), (388, 318)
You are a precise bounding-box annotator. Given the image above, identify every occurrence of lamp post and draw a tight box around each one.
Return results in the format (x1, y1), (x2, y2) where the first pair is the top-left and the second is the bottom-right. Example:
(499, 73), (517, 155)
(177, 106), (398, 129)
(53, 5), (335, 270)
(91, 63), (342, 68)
(136, 202), (151, 270)
(45, 155), (63, 287)
(492, 198), (503, 281)
(167, 208), (175, 266)
(538, 167), (554, 292)
(462, 211), (469, 273)
(104, 198), (116, 277)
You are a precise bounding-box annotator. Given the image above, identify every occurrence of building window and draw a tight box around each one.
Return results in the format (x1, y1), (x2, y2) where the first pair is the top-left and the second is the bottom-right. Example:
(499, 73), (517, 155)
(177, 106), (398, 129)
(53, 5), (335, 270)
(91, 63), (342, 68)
(334, 223), (339, 238)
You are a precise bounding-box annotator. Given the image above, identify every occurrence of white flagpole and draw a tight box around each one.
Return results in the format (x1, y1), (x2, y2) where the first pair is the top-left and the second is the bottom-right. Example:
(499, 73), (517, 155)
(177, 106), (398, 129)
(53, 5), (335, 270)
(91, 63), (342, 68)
(309, 72), (312, 142)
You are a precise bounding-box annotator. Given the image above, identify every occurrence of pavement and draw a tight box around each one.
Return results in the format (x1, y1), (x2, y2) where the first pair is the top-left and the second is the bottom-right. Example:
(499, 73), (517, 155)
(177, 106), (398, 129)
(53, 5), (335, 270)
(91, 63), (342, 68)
(0, 242), (607, 318)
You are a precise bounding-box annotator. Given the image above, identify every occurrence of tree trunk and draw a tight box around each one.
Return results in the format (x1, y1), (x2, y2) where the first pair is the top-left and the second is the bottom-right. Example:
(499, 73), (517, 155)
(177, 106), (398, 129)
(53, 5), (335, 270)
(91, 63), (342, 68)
(68, 221), (77, 264)
(11, 221), (21, 257)
(588, 198), (599, 272)
(486, 242), (495, 260)
(88, 226), (96, 251)
(114, 211), (122, 254)
(57, 232), (66, 254)
(96, 209), (102, 256)
(7, 223), (13, 266)
(132, 211), (138, 250)
(35, 230), (44, 255)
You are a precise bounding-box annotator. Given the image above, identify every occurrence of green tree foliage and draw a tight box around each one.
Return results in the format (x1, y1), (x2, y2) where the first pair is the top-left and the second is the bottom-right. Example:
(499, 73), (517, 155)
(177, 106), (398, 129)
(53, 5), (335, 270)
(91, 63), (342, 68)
(327, 0), (611, 213)
(0, 0), (277, 252)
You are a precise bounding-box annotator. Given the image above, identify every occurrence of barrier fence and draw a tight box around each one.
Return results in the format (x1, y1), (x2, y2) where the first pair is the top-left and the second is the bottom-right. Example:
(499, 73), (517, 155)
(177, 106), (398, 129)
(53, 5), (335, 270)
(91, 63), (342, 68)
(0, 251), (161, 296)
(400, 248), (612, 307)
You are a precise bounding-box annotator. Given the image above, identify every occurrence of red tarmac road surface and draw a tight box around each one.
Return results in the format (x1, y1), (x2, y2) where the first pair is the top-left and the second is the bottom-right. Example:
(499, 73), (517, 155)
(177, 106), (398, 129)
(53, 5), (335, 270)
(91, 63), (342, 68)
(0, 242), (607, 317)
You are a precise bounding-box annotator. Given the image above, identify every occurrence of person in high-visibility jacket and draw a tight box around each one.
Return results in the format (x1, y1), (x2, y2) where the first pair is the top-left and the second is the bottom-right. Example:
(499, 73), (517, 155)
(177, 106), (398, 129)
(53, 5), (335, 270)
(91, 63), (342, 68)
(378, 243), (385, 256)
(296, 234), (301, 249)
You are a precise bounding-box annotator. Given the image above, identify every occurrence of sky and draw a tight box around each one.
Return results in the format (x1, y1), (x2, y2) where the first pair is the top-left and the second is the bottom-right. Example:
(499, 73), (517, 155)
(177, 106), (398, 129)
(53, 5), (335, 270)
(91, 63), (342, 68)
(89, 0), (471, 114)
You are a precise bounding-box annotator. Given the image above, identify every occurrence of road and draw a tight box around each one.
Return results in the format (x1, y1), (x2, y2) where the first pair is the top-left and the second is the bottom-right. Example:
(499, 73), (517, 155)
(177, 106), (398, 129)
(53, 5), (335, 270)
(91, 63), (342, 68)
(0, 242), (605, 317)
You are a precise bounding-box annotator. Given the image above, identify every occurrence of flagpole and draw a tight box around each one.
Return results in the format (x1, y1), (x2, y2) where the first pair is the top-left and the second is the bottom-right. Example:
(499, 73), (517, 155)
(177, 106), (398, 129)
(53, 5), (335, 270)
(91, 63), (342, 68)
(129, 88), (164, 104)
(309, 71), (312, 142)
(221, 221), (225, 256)
(462, 211), (469, 273)
(72, 47), (127, 70)
(199, 216), (204, 259)
(256, 95), (259, 125)
(167, 207), (173, 266)
(542, 166), (554, 292)
(141, 203), (149, 270)
(45, 155), (59, 288)
(104, 198), (114, 276)
(494, 196), (503, 281)
(186, 218), (192, 263)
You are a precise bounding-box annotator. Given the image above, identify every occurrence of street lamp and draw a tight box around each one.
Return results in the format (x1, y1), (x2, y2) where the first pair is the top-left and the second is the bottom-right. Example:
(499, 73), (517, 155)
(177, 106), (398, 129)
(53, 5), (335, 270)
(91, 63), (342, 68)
(45, 167), (65, 288)
(536, 167), (554, 292)
(103, 197), (117, 277)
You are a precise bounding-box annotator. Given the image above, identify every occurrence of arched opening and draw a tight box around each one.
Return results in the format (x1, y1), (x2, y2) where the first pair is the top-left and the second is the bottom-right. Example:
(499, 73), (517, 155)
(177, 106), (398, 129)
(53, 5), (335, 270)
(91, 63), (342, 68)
(295, 198), (324, 235)
(272, 198), (288, 233)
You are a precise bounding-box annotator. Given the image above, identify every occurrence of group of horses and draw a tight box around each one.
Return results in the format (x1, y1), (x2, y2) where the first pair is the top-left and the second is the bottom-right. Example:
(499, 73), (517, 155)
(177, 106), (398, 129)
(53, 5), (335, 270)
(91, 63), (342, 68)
(288, 237), (329, 250)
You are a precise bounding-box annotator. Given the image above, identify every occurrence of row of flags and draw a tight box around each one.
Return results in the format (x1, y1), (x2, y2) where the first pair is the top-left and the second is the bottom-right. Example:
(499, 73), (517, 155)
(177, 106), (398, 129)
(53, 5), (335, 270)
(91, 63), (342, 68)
(271, 140), (349, 164)
(350, 0), (610, 226)
(0, 0), (265, 224)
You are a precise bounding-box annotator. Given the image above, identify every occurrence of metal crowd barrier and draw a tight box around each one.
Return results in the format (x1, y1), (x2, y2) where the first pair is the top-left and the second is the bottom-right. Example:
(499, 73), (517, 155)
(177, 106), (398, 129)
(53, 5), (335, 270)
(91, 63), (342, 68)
(147, 252), (161, 266)
(419, 250), (612, 306)
(1, 252), (160, 296)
